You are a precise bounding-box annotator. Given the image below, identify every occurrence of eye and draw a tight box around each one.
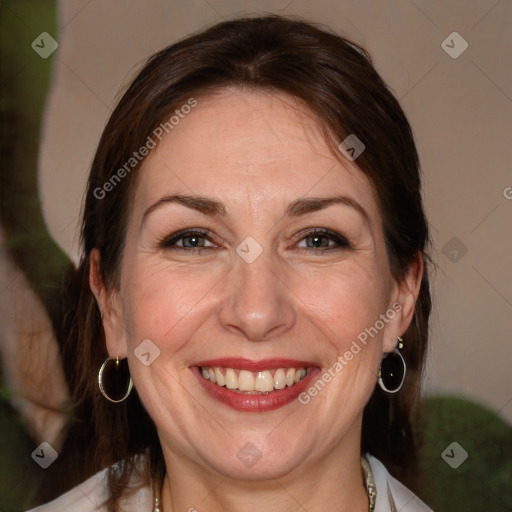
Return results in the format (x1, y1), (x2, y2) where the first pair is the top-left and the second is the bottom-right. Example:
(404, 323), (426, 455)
(296, 229), (350, 253)
(159, 229), (217, 252)
(158, 228), (349, 255)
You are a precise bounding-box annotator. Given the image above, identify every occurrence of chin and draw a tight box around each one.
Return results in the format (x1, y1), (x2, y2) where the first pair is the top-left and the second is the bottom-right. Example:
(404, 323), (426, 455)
(193, 430), (316, 481)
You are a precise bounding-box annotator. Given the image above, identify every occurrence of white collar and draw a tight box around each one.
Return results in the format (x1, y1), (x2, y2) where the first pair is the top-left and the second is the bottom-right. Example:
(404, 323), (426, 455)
(366, 454), (433, 512)
(29, 454), (433, 511)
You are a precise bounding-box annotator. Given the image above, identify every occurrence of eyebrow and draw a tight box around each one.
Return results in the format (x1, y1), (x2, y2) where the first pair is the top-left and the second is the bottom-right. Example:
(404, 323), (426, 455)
(141, 194), (227, 226)
(286, 196), (369, 224)
(141, 194), (369, 226)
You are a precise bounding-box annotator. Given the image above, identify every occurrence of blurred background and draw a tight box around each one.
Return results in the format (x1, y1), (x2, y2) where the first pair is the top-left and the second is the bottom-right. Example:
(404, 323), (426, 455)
(0, 0), (511, 510)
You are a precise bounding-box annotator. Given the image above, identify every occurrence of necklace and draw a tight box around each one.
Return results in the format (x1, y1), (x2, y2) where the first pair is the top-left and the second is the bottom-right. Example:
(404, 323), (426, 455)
(153, 492), (161, 512)
(361, 455), (377, 511)
(152, 455), (376, 512)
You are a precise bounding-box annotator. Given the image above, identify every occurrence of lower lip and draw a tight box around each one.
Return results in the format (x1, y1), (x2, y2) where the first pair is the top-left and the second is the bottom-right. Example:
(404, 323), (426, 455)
(191, 366), (321, 412)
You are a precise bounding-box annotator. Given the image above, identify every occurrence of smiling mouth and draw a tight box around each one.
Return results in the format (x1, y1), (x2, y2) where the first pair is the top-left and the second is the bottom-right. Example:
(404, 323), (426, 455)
(199, 366), (310, 394)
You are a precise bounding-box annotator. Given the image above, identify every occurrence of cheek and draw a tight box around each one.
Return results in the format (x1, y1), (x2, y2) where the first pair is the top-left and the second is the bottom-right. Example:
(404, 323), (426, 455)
(297, 261), (390, 350)
(289, 263), (388, 434)
(121, 260), (221, 351)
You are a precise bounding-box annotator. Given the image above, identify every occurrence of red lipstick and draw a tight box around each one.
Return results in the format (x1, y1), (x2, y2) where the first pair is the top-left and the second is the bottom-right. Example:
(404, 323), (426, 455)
(192, 358), (318, 372)
(190, 358), (320, 412)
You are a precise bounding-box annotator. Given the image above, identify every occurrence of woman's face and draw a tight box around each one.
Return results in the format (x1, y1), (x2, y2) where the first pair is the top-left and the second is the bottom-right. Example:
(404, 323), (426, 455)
(94, 88), (418, 480)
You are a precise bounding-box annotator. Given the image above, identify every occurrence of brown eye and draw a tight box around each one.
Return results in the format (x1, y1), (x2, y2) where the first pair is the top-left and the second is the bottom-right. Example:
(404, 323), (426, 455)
(297, 229), (350, 252)
(180, 234), (207, 248)
(160, 229), (216, 251)
(304, 234), (332, 248)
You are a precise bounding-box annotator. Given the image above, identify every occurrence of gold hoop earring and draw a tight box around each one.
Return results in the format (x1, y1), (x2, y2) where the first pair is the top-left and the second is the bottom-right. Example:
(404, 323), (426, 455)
(98, 357), (133, 403)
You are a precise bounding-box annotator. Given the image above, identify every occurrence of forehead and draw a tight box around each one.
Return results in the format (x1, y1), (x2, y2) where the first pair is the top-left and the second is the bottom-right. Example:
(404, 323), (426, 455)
(136, 88), (377, 217)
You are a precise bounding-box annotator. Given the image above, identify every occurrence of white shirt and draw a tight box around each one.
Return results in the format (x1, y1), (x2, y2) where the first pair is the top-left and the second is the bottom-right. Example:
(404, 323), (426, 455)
(28, 454), (433, 511)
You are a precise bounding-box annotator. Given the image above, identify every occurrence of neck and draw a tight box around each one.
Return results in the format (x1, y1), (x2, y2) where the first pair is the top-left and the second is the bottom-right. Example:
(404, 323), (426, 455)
(159, 424), (369, 512)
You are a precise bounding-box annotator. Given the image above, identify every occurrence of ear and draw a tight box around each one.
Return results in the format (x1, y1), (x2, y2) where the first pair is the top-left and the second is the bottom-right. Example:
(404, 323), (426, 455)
(382, 251), (424, 353)
(89, 248), (129, 358)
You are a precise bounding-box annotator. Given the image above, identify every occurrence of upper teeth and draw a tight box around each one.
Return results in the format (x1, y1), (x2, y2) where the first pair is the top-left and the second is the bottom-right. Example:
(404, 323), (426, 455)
(200, 367), (308, 393)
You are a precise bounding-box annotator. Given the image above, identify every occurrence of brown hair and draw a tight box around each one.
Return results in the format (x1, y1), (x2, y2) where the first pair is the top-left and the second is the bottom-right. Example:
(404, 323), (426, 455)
(59, 14), (431, 510)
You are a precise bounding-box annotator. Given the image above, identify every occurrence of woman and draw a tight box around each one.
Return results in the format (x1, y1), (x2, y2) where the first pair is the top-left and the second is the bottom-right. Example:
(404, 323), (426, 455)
(30, 14), (433, 512)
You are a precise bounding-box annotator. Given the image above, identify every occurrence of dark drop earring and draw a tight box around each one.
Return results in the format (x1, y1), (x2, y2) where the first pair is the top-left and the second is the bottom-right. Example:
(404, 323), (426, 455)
(378, 337), (406, 393)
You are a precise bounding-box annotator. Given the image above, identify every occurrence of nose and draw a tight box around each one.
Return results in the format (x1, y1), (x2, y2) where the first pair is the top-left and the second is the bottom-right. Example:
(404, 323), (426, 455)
(218, 252), (296, 342)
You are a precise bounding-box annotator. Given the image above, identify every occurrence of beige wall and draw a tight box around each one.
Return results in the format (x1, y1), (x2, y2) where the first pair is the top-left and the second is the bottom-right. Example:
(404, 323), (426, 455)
(39, 0), (512, 422)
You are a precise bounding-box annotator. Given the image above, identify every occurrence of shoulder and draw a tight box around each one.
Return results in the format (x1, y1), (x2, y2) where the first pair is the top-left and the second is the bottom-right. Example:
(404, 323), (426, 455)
(366, 454), (434, 512)
(26, 463), (152, 512)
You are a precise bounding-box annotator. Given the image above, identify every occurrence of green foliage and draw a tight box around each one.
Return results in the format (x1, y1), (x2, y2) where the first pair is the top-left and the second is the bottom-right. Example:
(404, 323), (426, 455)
(0, 0), (70, 329)
(418, 396), (512, 512)
(1, 1), (62, 510)
(0, 398), (42, 510)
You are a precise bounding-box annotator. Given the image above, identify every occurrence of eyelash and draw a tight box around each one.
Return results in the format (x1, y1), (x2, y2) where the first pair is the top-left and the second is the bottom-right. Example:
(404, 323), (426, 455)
(158, 228), (350, 255)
